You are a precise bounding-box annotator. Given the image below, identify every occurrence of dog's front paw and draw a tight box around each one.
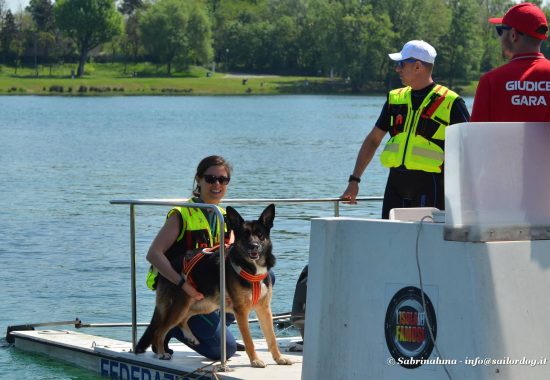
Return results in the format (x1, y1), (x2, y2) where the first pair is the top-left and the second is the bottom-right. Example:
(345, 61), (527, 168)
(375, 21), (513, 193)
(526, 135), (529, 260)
(250, 359), (266, 368)
(274, 356), (294, 365)
(157, 353), (172, 360)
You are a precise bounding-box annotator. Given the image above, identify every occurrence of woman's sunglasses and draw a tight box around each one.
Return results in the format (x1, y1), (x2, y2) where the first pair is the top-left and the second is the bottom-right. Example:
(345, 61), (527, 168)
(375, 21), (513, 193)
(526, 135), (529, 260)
(496, 25), (512, 36)
(203, 174), (230, 185)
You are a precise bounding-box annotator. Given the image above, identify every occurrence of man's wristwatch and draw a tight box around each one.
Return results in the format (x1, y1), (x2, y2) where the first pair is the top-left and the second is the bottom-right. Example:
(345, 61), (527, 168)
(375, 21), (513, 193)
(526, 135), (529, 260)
(348, 175), (361, 183)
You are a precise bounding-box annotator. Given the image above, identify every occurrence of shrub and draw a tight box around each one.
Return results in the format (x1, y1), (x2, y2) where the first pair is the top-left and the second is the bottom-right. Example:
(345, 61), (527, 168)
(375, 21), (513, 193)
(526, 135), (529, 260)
(49, 85), (64, 93)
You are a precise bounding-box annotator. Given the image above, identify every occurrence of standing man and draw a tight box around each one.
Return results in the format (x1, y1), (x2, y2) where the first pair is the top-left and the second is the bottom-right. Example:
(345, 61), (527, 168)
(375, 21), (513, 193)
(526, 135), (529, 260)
(341, 40), (470, 219)
(471, 2), (550, 121)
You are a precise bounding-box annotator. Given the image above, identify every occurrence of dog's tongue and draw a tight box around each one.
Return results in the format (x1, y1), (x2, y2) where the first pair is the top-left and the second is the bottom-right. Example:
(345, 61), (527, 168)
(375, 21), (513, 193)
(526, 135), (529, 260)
(249, 250), (260, 260)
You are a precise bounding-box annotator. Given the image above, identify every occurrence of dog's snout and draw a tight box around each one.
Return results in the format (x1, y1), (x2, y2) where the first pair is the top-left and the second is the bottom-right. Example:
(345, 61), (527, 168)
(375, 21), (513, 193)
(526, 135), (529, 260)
(249, 241), (260, 250)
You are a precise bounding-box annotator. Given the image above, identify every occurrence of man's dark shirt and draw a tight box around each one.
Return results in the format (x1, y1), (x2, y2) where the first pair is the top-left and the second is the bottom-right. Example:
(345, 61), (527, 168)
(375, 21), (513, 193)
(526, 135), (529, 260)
(375, 83), (470, 130)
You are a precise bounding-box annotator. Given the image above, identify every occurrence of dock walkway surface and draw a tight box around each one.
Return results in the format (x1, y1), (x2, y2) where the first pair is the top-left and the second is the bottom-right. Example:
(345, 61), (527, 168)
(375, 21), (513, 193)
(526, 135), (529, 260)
(12, 329), (303, 380)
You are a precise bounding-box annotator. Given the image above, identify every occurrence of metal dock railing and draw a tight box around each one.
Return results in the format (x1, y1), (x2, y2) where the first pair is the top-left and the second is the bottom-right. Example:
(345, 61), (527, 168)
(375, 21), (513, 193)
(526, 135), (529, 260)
(110, 196), (382, 369)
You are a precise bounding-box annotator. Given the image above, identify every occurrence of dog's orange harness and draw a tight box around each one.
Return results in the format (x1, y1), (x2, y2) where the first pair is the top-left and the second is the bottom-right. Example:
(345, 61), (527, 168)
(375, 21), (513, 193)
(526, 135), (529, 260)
(228, 260), (268, 305)
(182, 248), (209, 290)
(183, 245), (268, 305)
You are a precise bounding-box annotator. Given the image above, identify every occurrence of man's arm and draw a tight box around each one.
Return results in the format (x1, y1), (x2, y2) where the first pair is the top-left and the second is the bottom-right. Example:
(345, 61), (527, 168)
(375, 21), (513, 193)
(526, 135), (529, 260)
(340, 126), (387, 204)
(450, 97), (471, 124)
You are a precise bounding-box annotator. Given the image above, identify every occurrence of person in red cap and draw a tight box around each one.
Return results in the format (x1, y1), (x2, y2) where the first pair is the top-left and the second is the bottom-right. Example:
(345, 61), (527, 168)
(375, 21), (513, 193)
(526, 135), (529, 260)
(341, 40), (470, 218)
(471, 2), (550, 121)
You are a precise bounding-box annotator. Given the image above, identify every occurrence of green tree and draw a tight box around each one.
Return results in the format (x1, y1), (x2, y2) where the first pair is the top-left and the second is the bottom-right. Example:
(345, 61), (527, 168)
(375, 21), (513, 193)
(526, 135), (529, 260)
(54, 0), (122, 77)
(478, 0), (514, 73)
(220, 19), (272, 71)
(338, 1), (394, 90)
(10, 29), (25, 73)
(206, 0), (266, 71)
(377, 0), (451, 50)
(1, 10), (29, 73)
(118, 0), (144, 70)
(302, 0), (343, 76)
(187, 4), (213, 66)
(372, 0), (451, 87)
(121, 14), (142, 66)
(28, 0), (54, 30)
(118, 0), (143, 15)
(27, 0), (55, 75)
(0, 0), (6, 28)
(264, 0), (306, 73)
(437, 0), (483, 88)
(300, 0), (394, 89)
(139, 0), (212, 75)
(541, 5), (550, 58)
(0, 10), (17, 64)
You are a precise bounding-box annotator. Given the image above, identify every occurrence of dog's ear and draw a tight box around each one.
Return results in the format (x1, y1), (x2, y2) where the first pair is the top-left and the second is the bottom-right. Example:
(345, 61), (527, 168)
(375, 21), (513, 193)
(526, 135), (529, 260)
(226, 206), (244, 232)
(259, 203), (275, 230)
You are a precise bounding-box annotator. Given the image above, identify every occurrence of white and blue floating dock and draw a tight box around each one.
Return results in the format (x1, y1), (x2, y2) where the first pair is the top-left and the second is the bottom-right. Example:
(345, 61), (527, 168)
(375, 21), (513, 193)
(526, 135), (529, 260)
(11, 329), (303, 380)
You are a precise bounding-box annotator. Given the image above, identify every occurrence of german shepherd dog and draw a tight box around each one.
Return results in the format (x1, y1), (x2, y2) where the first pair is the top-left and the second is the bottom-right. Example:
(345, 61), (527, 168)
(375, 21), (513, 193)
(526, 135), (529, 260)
(136, 204), (293, 368)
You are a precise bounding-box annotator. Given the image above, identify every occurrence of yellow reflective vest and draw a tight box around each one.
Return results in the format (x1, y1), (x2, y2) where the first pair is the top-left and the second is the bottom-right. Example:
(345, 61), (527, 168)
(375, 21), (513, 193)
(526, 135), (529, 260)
(380, 85), (459, 173)
(146, 199), (228, 290)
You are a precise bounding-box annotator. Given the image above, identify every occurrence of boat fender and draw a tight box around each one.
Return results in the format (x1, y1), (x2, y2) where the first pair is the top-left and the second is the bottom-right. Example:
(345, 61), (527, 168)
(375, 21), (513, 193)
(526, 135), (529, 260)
(291, 265), (308, 339)
(5, 325), (35, 344)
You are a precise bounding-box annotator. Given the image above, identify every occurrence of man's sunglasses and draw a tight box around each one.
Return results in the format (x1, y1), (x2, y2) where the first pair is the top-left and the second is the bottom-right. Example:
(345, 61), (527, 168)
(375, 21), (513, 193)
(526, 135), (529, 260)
(203, 174), (230, 185)
(397, 58), (420, 68)
(496, 25), (512, 36)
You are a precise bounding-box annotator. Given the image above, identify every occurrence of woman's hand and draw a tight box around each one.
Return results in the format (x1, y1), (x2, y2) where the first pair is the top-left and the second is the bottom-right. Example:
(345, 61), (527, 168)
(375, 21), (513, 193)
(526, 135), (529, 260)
(183, 281), (204, 301)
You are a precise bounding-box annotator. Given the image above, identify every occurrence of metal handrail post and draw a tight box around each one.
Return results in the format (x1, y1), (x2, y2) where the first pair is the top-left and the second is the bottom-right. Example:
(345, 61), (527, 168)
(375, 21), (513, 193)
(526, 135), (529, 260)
(334, 200), (340, 217)
(130, 203), (137, 352)
(212, 206), (227, 367)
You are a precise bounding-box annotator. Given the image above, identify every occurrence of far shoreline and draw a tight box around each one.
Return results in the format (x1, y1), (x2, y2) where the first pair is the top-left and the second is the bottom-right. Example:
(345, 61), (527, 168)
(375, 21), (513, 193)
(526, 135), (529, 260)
(0, 64), (477, 97)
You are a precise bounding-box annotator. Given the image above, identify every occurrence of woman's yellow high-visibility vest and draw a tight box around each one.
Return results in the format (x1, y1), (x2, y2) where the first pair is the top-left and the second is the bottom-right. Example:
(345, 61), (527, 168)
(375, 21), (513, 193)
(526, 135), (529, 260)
(146, 199), (228, 290)
(380, 85), (459, 173)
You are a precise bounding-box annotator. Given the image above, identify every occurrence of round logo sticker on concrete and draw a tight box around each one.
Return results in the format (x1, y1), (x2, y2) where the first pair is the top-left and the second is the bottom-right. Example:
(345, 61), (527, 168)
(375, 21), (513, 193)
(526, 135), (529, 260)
(384, 286), (437, 369)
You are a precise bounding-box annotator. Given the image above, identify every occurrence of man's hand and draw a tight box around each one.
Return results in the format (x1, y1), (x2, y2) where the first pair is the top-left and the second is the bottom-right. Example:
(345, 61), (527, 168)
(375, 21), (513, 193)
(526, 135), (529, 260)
(340, 181), (359, 204)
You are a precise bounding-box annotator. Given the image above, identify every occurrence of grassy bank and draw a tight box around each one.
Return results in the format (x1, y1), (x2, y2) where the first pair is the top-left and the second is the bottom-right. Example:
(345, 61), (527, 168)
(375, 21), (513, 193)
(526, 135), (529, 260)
(0, 63), (349, 96)
(0, 62), (477, 96)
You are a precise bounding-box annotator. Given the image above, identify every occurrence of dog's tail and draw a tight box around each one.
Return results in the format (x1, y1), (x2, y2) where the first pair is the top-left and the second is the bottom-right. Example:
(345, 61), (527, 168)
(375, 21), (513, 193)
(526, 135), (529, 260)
(135, 307), (160, 354)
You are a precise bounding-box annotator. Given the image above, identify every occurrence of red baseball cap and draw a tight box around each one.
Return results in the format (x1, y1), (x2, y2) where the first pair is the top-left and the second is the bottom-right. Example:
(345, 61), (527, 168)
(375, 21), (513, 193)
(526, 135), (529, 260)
(489, 2), (548, 40)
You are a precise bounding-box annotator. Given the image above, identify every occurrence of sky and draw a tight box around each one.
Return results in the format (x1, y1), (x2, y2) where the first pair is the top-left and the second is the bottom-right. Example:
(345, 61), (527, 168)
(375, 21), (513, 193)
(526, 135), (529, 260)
(5, 0), (28, 12)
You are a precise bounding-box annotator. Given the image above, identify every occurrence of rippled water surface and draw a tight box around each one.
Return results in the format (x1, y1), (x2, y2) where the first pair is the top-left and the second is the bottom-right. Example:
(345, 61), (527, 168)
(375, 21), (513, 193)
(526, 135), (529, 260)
(0, 95), (472, 379)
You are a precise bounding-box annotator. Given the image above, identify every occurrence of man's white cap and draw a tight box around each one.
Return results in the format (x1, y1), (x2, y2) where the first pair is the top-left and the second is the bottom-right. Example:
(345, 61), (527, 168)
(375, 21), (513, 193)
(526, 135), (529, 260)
(388, 40), (437, 64)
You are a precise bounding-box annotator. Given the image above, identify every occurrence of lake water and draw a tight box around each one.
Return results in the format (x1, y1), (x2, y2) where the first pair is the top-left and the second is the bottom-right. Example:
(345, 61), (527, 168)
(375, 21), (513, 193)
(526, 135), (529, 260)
(0, 95), (473, 379)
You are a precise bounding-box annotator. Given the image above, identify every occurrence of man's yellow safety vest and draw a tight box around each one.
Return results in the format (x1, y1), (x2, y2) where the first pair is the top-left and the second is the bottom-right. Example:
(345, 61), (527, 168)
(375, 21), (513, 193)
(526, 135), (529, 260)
(380, 85), (459, 173)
